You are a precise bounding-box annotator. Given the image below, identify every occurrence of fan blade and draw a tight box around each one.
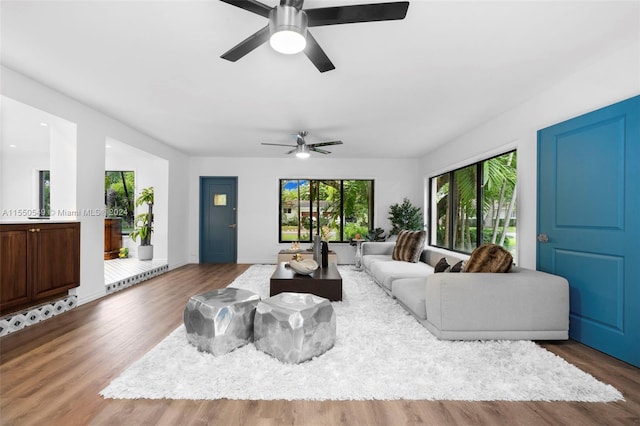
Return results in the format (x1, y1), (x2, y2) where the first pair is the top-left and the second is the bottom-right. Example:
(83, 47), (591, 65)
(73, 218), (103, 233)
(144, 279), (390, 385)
(310, 147), (331, 154)
(309, 141), (343, 148)
(306, 2), (409, 27)
(262, 143), (297, 147)
(221, 25), (270, 62)
(303, 31), (335, 73)
(219, 0), (272, 18)
(285, 148), (297, 155)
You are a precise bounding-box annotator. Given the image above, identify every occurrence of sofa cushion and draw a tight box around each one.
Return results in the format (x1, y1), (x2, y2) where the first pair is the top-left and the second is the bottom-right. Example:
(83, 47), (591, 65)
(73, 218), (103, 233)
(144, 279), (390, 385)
(422, 249), (467, 269)
(392, 230), (426, 263)
(370, 260), (433, 290)
(464, 243), (513, 273)
(362, 254), (392, 272)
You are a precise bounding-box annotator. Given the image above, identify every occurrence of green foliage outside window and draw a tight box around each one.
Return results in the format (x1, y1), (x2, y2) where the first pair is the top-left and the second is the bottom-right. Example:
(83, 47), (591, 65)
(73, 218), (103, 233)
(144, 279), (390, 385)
(280, 179), (373, 242)
(39, 170), (50, 217)
(432, 151), (517, 258)
(105, 171), (135, 233)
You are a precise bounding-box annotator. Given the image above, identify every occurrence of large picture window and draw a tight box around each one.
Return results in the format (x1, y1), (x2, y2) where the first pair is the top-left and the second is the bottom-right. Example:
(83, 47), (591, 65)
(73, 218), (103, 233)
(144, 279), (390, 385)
(279, 179), (374, 243)
(430, 151), (517, 259)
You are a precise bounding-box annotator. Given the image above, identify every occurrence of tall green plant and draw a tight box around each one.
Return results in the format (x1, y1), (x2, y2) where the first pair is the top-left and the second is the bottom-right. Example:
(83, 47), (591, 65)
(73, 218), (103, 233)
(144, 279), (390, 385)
(130, 187), (154, 246)
(388, 197), (423, 236)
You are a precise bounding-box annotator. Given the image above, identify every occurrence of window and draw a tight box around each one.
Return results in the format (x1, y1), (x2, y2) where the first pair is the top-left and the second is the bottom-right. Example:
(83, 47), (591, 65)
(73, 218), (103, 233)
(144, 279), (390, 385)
(38, 170), (50, 217)
(430, 151), (517, 258)
(279, 179), (374, 243)
(105, 171), (135, 234)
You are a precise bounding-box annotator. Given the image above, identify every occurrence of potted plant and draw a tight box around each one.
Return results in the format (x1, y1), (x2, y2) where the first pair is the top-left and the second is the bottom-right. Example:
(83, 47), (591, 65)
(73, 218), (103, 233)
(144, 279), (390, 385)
(388, 197), (423, 237)
(130, 186), (154, 260)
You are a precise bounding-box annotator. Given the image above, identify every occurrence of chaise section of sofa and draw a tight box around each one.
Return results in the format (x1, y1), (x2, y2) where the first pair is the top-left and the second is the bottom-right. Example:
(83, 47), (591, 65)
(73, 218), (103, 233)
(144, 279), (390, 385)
(361, 241), (570, 341)
(361, 241), (434, 294)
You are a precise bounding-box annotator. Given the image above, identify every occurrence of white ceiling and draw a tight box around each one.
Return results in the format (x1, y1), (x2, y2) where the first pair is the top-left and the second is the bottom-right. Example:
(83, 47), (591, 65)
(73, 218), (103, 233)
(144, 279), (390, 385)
(1, 0), (638, 159)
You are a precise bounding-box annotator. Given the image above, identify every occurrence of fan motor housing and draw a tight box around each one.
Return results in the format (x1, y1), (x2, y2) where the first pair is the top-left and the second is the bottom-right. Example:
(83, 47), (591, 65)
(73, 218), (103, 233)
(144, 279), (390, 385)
(269, 6), (308, 39)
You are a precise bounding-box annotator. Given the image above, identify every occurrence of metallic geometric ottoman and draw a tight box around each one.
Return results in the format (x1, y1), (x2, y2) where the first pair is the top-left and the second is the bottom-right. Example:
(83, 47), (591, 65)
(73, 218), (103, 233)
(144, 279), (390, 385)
(183, 288), (260, 356)
(254, 292), (336, 364)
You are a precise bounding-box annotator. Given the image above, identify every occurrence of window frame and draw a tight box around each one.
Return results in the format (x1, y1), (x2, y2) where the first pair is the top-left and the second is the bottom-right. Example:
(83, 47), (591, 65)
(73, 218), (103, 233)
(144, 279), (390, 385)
(428, 150), (517, 256)
(278, 178), (375, 243)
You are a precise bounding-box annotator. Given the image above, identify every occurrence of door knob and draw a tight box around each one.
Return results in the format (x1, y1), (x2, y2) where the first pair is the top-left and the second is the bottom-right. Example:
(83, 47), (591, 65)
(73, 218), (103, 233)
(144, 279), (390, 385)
(537, 234), (549, 243)
(228, 224), (237, 229)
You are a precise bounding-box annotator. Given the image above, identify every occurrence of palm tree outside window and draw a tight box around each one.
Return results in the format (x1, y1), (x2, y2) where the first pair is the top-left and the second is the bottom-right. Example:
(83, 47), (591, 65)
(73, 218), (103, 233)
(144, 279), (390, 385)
(430, 151), (517, 261)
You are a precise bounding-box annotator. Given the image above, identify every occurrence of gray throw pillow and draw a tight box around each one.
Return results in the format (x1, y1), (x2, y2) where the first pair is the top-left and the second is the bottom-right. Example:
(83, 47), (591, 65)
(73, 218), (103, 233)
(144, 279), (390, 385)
(434, 257), (450, 273)
(449, 260), (464, 273)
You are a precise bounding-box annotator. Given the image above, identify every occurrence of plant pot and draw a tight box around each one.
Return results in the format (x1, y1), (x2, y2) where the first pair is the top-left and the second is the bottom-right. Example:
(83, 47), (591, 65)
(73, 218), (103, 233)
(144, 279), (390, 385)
(138, 245), (153, 261)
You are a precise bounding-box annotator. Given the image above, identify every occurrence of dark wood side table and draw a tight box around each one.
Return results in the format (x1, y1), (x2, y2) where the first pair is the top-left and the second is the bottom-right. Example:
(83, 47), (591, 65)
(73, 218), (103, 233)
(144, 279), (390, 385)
(269, 262), (343, 301)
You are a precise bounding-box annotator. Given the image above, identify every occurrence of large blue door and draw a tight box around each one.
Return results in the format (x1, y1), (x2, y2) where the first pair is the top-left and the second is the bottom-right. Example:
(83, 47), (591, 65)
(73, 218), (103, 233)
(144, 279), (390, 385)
(537, 95), (639, 367)
(200, 177), (237, 263)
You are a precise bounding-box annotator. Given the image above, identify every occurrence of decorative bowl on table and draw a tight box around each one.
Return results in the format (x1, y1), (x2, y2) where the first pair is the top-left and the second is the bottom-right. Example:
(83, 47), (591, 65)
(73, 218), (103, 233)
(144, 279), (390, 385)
(289, 259), (319, 275)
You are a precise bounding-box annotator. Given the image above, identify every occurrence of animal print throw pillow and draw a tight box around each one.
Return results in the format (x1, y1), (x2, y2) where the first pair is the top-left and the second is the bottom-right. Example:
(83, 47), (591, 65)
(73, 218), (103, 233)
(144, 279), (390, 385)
(464, 243), (513, 273)
(392, 230), (426, 263)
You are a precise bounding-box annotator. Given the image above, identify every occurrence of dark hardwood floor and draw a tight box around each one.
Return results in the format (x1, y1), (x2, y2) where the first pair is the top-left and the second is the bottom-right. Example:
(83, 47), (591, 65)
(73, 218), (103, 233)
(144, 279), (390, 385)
(1, 264), (638, 425)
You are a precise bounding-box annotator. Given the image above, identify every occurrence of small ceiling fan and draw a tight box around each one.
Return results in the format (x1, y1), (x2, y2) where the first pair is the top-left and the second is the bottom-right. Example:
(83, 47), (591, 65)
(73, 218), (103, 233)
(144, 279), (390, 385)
(262, 131), (343, 158)
(220, 0), (410, 72)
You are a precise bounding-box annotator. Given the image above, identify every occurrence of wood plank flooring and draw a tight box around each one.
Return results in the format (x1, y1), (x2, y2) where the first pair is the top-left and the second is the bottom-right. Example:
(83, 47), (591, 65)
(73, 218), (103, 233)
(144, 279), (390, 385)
(1, 264), (638, 425)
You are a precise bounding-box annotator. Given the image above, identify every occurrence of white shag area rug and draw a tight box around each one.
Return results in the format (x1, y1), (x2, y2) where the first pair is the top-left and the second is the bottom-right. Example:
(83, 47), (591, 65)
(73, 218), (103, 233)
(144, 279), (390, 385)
(100, 264), (623, 401)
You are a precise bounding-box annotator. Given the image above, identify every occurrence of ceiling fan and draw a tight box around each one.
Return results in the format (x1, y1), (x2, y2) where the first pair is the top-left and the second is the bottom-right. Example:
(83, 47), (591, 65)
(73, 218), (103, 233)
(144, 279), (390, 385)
(262, 131), (343, 158)
(220, 0), (410, 72)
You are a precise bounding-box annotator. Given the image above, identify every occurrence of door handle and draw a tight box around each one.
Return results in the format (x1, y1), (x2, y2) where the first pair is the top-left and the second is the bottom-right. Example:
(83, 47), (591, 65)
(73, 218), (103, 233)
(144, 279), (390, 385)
(228, 224), (237, 229)
(537, 233), (549, 243)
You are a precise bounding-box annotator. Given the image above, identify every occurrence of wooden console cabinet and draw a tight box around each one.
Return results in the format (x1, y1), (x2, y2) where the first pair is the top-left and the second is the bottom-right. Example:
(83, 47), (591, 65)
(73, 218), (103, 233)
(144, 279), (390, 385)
(0, 221), (80, 316)
(104, 218), (122, 260)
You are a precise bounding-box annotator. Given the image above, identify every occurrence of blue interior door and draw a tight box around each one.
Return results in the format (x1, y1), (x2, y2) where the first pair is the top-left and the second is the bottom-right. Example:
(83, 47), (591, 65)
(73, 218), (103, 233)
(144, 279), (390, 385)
(200, 177), (237, 263)
(537, 95), (639, 367)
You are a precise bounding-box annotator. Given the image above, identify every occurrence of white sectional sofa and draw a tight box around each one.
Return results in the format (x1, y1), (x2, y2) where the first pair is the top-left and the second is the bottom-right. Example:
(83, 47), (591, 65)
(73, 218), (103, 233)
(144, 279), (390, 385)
(361, 242), (570, 341)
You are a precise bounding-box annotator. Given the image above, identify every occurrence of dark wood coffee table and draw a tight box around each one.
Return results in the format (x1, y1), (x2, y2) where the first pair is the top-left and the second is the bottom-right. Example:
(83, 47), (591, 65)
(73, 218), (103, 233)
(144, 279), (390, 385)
(269, 262), (342, 301)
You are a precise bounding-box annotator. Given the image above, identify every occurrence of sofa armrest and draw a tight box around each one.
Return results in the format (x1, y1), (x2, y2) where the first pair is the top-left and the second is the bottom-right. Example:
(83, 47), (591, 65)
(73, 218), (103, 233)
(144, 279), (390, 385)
(361, 241), (396, 256)
(425, 267), (569, 332)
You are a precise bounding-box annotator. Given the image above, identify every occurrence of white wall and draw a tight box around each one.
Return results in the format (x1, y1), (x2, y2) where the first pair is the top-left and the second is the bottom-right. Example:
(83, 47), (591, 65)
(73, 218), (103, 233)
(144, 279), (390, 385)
(419, 39), (640, 269)
(188, 157), (422, 264)
(105, 140), (170, 262)
(0, 96), (63, 218)
(49, 117), (78, 217)
(1, 66), (190, 305)
(0, 151), (49, 216)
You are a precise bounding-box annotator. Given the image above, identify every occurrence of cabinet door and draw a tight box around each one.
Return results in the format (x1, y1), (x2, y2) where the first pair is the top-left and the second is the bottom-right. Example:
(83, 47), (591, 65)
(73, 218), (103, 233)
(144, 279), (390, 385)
(33, 224), (80, 300)
(0, 229), (33, 313)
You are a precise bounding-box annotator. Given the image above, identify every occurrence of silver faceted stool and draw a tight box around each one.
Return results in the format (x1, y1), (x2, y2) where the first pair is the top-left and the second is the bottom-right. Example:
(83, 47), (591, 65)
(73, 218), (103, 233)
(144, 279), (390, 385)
(184, 288), (260, 356)
(254, 292), (336, 364)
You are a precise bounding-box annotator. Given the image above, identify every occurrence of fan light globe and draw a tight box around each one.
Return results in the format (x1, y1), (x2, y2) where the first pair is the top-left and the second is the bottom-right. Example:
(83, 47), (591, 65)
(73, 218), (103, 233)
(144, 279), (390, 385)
(295, 151), (310, 159)
(269, 6), (308, 55)
(295, 142), (310, 159)
(270, 30), (306, 55)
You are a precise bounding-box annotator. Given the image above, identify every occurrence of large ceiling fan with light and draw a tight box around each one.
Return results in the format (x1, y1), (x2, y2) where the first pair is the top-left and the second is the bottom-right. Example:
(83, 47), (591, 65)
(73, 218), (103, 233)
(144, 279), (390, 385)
(220, 0), (410, 72)
(262, 131), (343, 158)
